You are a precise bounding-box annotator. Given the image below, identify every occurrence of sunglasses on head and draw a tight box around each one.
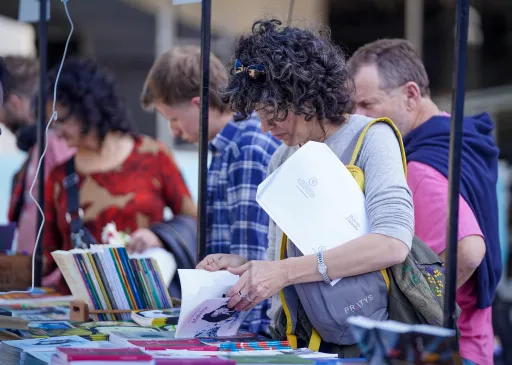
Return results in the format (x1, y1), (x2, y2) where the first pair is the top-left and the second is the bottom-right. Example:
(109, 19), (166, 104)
(235, 59), (266, 84)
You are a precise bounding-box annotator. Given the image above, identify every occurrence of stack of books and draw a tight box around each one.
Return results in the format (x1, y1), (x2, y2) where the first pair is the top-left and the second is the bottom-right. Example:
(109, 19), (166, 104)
(0, 335), (92, 365)
(131, 309), (180, 327)
(51, 245), (173, 321)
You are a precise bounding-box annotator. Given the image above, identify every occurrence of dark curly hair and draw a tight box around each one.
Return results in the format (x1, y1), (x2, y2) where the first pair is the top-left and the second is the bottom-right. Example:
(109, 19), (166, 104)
(46, 57), (134, 142)
(220, 19), (354, 126)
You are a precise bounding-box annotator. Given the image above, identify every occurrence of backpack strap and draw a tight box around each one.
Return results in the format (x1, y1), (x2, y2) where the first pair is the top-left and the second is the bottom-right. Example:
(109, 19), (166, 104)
(348, 117), (407, 177)
(63, 158), (97, 249)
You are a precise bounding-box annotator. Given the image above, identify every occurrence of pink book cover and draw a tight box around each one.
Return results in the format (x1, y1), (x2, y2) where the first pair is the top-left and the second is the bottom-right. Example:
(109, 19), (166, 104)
(128, 338), (216, 351)
(56, 347), (153, 361)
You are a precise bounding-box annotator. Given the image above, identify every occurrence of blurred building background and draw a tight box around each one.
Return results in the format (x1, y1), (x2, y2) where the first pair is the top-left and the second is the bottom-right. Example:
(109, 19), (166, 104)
(0, 0), (511, 273)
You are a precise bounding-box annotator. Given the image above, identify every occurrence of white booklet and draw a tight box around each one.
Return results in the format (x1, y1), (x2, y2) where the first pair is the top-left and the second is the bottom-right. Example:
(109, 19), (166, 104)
(256, 141), (370, 285)
(175, 269), (250, 339)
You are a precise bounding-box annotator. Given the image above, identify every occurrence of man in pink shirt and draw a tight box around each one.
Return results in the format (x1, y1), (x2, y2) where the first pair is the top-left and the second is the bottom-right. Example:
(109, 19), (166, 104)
(348, 39), (501, 365)
(2, 56), (75, 254)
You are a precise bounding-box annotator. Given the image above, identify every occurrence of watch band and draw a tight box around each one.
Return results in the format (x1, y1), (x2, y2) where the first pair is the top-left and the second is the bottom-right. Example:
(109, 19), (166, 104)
(317, 249), (332, 285)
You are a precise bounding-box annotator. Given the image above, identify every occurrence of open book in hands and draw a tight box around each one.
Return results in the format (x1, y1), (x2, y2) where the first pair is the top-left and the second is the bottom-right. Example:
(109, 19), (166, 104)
(175, 269), (250, 339)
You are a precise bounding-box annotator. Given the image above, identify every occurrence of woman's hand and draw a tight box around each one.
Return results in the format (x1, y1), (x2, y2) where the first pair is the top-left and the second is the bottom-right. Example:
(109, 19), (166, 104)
(226, 260), (289, 312)
(127, 228), (163, 254)
(196, 254), (248, 272)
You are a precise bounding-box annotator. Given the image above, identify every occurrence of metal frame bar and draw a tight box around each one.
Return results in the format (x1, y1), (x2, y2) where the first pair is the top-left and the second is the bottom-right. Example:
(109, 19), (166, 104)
(197, 0), (212, 262)
(35, 0), (48, 288)
(444, 0), (471, 332)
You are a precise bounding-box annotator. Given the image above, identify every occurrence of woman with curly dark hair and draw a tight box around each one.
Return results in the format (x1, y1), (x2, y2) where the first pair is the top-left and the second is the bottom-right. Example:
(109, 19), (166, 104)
(197, 20), (414, 356)
(42, 58), (196, 293)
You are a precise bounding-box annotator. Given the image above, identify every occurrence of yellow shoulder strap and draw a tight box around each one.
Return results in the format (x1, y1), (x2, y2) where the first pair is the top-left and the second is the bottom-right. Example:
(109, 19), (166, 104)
(348, 117), (408, 177)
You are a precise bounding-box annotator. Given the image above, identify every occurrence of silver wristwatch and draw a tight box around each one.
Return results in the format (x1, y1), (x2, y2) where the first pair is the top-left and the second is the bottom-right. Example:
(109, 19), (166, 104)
(317, 248), (332, 285)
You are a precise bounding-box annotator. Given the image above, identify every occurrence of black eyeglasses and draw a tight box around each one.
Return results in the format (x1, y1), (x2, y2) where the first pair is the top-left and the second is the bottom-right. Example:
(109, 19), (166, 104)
(235, 59), (266, 84)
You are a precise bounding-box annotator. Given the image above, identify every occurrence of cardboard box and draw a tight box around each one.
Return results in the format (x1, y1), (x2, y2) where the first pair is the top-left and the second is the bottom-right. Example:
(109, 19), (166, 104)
(0, 255), (32, 291)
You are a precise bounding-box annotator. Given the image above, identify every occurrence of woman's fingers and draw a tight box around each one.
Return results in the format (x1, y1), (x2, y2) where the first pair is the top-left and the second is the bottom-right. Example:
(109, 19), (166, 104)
(196, 255), (219, 270)
(241, 295), (263, 311)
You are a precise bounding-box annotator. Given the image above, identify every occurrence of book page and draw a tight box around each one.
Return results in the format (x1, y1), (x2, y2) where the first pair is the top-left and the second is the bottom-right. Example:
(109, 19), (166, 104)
(178, 269), (239, 318)
(176, 270), (243, 339)
(175, 298), (249, 339)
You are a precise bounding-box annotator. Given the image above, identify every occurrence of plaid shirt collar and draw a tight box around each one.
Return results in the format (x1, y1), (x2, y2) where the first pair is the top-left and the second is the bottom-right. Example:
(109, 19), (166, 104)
(209, 113), (259, 152)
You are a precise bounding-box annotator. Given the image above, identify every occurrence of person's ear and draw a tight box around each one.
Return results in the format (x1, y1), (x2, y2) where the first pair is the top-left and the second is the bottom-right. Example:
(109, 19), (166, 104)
(5, 94), (22, 110)
(402, 82), (422, 111)
(190, 96), (201, 109)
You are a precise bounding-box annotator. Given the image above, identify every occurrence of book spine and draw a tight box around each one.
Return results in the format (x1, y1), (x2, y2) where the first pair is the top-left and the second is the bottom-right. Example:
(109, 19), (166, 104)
(95, 251), (123, 315)
(140, 259), (163, 309)
(135, 259), (157, 309)
(109, 248), (137, 310)
(116, 248), (144, 309)
(129, 259), (150, 309)
(73, 254), (101, 321)
(82, 252), (112, 321)
(149, 258), (173, 308)
(102, 249), (131, 315)
(91, 253), (119, 320)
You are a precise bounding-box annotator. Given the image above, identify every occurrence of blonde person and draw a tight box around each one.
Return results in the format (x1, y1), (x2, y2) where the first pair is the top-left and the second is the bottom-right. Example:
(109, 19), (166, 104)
(141, 46), (280, 335)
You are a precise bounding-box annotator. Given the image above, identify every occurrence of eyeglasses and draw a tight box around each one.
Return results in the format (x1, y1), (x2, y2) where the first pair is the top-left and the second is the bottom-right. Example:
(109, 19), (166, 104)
(235, 59), (266, 84)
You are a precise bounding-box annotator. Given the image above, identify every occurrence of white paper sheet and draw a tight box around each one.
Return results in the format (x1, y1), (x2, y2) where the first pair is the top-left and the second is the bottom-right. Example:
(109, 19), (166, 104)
(257, 142), (370, 285)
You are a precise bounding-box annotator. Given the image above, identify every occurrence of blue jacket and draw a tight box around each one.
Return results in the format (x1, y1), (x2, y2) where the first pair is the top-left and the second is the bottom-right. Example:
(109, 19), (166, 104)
(403, 113), (501, 309)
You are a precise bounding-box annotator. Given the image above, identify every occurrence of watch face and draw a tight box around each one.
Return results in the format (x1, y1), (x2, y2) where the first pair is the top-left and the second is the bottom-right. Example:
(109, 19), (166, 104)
(318, 263), (327, 275)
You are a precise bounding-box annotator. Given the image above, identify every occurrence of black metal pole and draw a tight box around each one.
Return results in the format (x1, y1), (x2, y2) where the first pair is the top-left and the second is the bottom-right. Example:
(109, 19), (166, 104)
(443, 0), (470, 332)
(35, 0), (48, 288)
(197, 0), (212, 263)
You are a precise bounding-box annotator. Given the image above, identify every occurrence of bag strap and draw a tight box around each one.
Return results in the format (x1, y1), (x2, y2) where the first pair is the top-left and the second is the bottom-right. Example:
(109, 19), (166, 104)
(348, 117), (408, 177)
(11, 157), (31, 223)
(63, 158), (88, 249)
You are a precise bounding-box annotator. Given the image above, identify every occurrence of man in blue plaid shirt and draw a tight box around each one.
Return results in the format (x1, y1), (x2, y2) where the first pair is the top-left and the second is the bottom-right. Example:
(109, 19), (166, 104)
(141, 46), (280, 335)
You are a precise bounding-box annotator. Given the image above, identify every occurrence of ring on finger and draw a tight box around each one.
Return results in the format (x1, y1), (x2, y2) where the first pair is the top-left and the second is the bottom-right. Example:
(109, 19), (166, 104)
(238, 292), (253, 303)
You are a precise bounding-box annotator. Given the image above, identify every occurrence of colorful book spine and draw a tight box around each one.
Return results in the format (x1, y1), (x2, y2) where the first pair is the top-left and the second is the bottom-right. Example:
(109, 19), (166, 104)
(219, 341), (292, 351)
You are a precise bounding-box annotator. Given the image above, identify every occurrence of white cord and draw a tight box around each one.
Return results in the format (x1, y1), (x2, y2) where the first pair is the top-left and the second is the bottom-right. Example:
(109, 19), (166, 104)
(0, 0), (74, 295)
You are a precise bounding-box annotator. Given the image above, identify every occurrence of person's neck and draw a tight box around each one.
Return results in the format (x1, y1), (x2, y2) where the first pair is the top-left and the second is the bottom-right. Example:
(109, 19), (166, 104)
(77, 131), (126, 157)
(409, 98), (440, 133)
(76, 132), (134, 173)
(310, 117), (347, 143)
(208, 111), (233, 141)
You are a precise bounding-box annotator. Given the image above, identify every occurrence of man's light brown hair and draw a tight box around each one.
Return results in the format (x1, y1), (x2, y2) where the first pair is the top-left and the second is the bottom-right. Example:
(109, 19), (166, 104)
(141, 46), (228, 112)
(347, 39), (430, 97)
(3, 56), (39, 98)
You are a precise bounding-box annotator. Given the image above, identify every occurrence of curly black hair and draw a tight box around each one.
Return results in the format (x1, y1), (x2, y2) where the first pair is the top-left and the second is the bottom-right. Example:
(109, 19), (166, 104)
(46, 57), (134, 142)
(220, 19), (354, 126)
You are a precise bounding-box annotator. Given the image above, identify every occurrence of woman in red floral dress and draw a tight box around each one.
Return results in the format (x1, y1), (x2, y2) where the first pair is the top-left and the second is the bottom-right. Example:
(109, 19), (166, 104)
(42, 58), (196, 293)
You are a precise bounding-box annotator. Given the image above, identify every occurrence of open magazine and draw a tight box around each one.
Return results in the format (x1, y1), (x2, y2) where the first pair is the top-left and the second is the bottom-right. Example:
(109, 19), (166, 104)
(175, 270), (250, 339)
